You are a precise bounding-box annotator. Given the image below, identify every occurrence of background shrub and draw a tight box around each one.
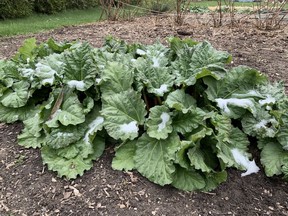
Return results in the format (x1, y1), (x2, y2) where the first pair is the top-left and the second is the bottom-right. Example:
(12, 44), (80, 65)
(0, 0), (34, 19)
(66, 0), (99, 9)
(142, 0), (174, 13)
(34, 0), (66, 14)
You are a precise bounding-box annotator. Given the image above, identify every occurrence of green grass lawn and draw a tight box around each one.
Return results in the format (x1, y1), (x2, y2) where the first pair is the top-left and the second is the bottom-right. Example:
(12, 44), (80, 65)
(0, 7), (103, 37)
(190, 1), (254, 7)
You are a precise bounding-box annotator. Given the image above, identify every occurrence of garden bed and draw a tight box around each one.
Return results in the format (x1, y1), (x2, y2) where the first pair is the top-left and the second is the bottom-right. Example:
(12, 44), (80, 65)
(0, 14), (288, 215)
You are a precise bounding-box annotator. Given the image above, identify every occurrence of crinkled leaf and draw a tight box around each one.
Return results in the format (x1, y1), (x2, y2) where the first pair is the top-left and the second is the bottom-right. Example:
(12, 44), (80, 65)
(83, 96), (94, 114)
(172, 108), (208, 134)
(188, 145), (214, 173)
(168, 37), (198, 56)
(210, 114), (232, 139)
(187, 126), (213, 143)
(175, 141), (195, 169)
(276, 114), (288, 150)
(34, 53), (64, 86)
(46, 38), (73, 53)
(100, 62), (134, 97)
(83, 106), (104, 145)
(1, 61), (22, 84)
(101, 89), (146, 140)
(133, 44), (174, 96)
(86, 136), (105, 161)
(258, 82), (286, 107)
(103, 36), (130, 54)
(41, 146), (93, 179)
(63, 43), (98, 91)
(17, 113), (44, 148)
(13, 38), (37, 63)
(242, 111), (278, 138)
(215, 97), (257, 119)
(173, 41), (231, 86)
(112, 140), (136, 171)
(135, 42), (169, 67)
(41, 135), (105, 179)
(1, 81), (30, 108)
(146, 105), (173, 140)
(134, 133), (180, 186)
(134, 63), (174, 96)
(204, 66), (268, 101)
(202, 171), (228, 192)
(45, 91), (86, 127)
(144, 68), (175, 96)
(0, 102), (37, 123)
(277, 126), (288, 150)
(45, 125), (85, 149)
(282, 159), (288, 180)
(18, 133), (45, 149)
(165, 89), (196, 113)
(172, 167), (206, 191)
(260, 140), (288, 176)
(216, 127), (251, 169)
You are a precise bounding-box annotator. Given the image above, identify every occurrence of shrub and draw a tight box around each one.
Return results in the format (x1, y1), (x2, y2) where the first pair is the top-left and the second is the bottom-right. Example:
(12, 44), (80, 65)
(66, 0), (99, 9)
(0, 0), (34, 19)
(143, 0), (174, 14)
(34, 0), (66, 14)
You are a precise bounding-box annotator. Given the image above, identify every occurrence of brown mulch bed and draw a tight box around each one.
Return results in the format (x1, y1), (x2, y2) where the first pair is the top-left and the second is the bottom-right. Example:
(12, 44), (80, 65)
(1, 14), (288, 216)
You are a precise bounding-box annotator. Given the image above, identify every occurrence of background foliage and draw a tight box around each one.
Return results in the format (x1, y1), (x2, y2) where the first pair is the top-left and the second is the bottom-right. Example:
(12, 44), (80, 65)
(0, 0), (100, 18)
(0, 0), (34, 19)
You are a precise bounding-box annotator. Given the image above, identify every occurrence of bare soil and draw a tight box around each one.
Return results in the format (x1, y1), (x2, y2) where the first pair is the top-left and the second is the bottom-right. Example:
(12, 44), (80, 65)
(0, 14), (288, 216)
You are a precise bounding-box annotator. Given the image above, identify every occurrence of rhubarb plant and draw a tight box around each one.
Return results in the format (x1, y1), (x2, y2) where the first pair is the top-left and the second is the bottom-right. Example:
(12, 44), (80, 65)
(1, 36), (288, 191)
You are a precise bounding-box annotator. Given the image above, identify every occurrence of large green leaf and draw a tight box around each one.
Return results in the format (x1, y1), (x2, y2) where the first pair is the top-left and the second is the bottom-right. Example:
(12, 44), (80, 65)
(0, 81), (30, 108)
(204, 66), (268, 101)
(215, 97), (257, 119)
(41, 146), (94, 179)
(277, 126), (288, 150)
(146, 105), (173, 140)
(216, 127), (259, 176)
(133, 43), (174, 96)
(135, 42), (169, 68)
(101, 89), (146, 140)
(165, 89), (196, 113)
(172, 108), (208, 134)
(13, 38), (37, 63)
(168, 37), (198, 56)
(202, 171), (228, 192)
(134, 133), (180, 186)
(63, 43), (98, 91)
(172, 167), (206, 191)
(83, 115), (104, 142)
(41, 135), (105, 179)
(45, 91), (86, 127)
(173, 41), (231, 86)
(187, 126), (213, 143)
(188, 144), (214, 173)
(175, 141), (195, 169)
(112, 140), (136, 171)
(210, 114), (232, 139)
(34, 53), (63, 86)
(260, 140), (288, 176)
(100, 62), (134, 97)
(0, 102), (37, 123)
(44, 125), (84, 149)
(1, 61), (23, 83)
(275, 114), (288, 150)
(17, 113), (44, 148)
(241, 111), (278, 138)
